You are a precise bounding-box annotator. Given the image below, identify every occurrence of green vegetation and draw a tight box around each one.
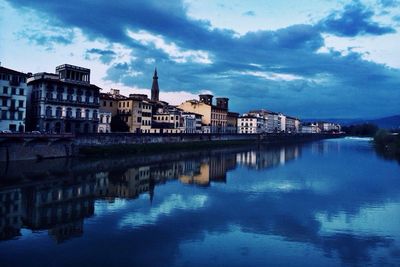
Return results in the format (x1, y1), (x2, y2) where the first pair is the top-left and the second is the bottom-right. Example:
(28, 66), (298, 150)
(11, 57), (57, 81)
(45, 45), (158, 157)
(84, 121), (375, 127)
(342, 123), (379, 137)
(373, 129), (400, 162)
(110, 115), (129, 132)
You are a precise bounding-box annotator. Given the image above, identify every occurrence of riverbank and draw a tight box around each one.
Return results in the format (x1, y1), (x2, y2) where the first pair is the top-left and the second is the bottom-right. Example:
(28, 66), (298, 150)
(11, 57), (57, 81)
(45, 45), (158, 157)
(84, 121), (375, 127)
(0, 133), (344, 161)
(78, 133), (343, 157)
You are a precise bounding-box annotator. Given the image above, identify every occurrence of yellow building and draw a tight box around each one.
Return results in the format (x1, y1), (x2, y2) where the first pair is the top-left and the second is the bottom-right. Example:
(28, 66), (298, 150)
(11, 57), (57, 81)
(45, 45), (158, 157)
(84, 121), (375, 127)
(117, 94), (153, 133)
(178, 94), (228, 133)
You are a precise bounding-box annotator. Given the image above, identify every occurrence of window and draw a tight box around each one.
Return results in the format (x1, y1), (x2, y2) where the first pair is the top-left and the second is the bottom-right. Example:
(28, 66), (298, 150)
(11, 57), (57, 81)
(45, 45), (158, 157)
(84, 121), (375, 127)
(11, 87), (16, 95)
(103, 101), (106, 107)
(2, 99), (7, 107)
(45, 106), (52, 117)
(66, 108), (72, 118)
(56, 107), (62, 118)
(10, 111), (15, 120)
(18, 100), (24, 108)
(57, 93), (63, 101)
(93, 110), (98, 120)
(85, 109), (90, 119)
(18, 111), (23, 120)
(76, 109), (82, 118)
(19, 88), (24, 95)
(109, 102), (112, 107)
(3, 86), (8, 94)
(1, 110), (7, 119)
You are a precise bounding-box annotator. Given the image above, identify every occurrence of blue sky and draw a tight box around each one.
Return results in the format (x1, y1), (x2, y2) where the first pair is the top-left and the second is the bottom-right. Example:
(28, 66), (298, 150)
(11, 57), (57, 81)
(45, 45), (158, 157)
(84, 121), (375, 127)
(0, 0), (399, 118)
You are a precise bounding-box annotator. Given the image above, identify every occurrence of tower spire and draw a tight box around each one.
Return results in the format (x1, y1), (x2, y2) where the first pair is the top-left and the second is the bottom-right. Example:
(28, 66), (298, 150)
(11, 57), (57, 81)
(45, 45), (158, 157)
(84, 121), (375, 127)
(151, 67), (159, 101)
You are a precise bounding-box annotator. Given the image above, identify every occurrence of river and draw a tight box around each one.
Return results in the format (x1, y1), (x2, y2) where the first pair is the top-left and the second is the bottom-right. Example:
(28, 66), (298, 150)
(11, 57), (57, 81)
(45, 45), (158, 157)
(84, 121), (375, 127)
(0, 137), (399, 266)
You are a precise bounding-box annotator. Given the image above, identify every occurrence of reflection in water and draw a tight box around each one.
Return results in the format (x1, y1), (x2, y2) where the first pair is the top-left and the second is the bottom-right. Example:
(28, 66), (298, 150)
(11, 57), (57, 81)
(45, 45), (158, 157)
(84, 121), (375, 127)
(0, 139), (400, 266)
(0, 145), (299, 243)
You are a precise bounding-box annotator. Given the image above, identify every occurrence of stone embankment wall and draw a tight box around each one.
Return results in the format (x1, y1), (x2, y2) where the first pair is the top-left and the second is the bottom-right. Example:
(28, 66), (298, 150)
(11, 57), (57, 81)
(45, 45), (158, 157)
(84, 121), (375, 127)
(0, 133), (342, 162)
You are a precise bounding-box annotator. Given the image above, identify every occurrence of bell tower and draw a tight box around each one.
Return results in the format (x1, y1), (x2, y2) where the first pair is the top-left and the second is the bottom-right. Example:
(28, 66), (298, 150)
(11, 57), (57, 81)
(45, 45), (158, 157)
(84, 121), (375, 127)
(151, 68), (159, 101)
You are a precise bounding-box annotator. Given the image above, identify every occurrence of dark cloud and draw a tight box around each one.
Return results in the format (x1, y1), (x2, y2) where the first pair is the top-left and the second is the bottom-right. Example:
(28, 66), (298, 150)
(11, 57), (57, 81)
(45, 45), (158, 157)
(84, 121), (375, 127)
(85, 48), (116, 64)
(5, 0), (400, 118)
(318, 2), (396, 37)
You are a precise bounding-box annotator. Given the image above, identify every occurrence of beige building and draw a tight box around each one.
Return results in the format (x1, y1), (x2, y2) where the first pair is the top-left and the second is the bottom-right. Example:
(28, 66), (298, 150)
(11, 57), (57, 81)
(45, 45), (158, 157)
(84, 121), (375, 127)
(118, 94), (153, 133)
(178, 94), (228, 133)
(99, 89), (126, 117)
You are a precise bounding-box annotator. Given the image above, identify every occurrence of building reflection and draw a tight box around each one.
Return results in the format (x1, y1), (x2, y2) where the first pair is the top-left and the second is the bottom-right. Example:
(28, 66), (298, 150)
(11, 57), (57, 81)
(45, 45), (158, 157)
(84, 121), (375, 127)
(236, 145), (300, 170)
(0, 144), (300, 243)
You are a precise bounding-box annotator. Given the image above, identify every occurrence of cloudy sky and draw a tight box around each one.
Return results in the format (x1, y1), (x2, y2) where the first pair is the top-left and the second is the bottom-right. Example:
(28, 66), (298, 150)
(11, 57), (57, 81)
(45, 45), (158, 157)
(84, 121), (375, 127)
(0, 0), (399, 119)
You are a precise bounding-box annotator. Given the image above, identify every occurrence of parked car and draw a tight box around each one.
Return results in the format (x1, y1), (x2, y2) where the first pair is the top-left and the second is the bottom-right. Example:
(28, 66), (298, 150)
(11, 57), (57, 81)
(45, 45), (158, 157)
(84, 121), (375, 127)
(1, 130), (12, 133)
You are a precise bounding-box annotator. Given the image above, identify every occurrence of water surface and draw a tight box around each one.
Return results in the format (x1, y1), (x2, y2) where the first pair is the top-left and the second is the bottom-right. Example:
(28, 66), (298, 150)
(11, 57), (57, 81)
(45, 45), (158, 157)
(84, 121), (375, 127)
(0, 138), (399, 266)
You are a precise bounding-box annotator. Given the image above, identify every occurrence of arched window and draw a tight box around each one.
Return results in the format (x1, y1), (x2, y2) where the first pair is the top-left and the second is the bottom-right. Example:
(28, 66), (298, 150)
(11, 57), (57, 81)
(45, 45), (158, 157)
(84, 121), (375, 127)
(46, 106), (52, 117)
(93, 110), (98, 120)
(85, 109), (90, 120)
(100, 114), (104, 123)
(56, 107), (62, 118)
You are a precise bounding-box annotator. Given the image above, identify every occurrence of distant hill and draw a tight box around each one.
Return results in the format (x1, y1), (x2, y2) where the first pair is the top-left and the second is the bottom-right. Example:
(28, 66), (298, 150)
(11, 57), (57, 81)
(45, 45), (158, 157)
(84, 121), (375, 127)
(303, 115), (400, 129)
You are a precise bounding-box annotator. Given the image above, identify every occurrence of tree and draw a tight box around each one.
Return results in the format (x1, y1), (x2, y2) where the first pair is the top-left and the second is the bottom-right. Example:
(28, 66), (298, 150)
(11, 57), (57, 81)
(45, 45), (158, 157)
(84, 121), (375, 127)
(110, 115), (129, 132)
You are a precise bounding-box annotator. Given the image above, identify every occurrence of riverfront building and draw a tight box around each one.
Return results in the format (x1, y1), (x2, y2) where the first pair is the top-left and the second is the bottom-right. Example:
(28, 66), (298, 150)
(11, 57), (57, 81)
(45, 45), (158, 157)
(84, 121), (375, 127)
(237, 114), (266, 134)
(178, 94), (229, 133)
(0, 66), (29, 132)
(27, 64), (100, 133)
(99, 89), (126, 117)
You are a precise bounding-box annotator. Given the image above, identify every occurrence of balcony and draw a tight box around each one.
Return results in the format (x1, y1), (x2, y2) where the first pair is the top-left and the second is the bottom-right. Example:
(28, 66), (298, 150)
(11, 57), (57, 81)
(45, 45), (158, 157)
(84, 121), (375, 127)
(45, 98), (100, 107)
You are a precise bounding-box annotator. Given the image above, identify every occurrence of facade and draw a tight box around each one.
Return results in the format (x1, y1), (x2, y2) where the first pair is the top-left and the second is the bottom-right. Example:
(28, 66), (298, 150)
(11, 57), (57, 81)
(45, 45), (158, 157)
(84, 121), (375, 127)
(317, 122), (341, 133)
(301, 123), (320, 133)
(237, 114), (266, 134)
(285, 116), (300, 133)
(0, 66), (29, 132)
(180, 112), (202, 133)
(226, 112), (239, 134)
(28, 64), (100, 134)
(118, 94), (153, 133)
(98, 111), (112, 133)
(151, 105), (182, 133)
(99, 89), (126, 117)
(178, 94), (229, 133)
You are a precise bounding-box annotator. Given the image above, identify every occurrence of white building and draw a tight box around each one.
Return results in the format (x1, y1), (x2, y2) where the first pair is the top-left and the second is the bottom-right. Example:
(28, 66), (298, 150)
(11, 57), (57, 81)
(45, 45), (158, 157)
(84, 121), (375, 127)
(181, 112), (202, 133)
(98, 111), (111, 133)
(237, 114), (266, 134)
(301, 123), (320, 133)
(28, 64), (100, 134)
(0, 66), (29, 132)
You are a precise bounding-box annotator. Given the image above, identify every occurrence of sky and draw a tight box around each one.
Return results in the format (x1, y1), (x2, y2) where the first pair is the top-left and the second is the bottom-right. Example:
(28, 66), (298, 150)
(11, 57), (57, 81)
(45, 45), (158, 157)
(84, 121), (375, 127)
(0, 0), (399, 119)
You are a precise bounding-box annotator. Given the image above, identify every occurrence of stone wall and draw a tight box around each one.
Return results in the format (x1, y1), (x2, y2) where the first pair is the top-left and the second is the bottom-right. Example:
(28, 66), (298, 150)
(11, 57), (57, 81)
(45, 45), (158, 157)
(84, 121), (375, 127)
(0, 133), (342, 162)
